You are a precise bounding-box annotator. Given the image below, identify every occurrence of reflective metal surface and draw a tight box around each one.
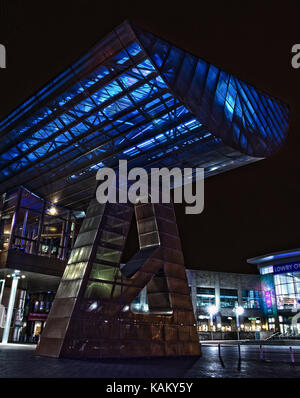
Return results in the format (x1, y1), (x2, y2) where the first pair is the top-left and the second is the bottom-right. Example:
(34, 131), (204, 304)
(36, 199), (201, 358)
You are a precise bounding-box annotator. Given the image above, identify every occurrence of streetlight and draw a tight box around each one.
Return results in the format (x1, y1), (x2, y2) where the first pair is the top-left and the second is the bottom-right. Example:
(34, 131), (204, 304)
(1, 270), (26, 344)
(207, 305), (218, 340)
(233, 305), (244, 340)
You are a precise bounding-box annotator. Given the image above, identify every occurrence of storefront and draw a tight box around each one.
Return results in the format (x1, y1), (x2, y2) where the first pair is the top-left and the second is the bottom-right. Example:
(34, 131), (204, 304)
(19, 291), (56, 343)
(248, 249), (300, 335)
(0, 270), (60, 343)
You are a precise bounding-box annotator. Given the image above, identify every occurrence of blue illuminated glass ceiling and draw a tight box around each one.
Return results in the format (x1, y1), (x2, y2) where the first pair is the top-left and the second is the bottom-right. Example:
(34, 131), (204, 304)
(0, 21), (289, 209)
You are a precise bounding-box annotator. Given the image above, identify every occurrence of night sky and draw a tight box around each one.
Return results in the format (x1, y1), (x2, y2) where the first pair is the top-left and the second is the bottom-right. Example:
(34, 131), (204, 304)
(0, 0), (299, 274)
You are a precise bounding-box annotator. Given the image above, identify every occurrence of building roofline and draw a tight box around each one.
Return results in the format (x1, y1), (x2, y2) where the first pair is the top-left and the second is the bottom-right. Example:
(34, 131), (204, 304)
(247, 248), (300, 265)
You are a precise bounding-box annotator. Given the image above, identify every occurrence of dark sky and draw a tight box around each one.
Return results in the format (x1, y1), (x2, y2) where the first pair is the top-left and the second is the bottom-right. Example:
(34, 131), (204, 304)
(0, 0), (300, 274)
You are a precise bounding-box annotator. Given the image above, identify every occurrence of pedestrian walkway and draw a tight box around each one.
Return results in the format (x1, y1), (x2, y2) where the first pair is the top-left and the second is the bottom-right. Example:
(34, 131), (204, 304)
(1, 343), (300, 378)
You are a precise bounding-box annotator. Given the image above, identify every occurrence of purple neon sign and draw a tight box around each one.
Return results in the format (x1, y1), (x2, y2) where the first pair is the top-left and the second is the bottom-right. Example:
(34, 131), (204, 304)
(264, 290), (272, 308)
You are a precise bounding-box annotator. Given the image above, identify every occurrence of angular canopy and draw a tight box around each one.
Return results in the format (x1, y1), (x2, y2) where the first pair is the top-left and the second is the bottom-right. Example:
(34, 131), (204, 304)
(0, 21), (289, 210)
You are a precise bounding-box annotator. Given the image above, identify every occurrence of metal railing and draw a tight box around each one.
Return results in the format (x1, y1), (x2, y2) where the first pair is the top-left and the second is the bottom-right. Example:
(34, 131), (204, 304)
(266, 331), (300, 340)
(215, 342), (298, 366)
(265, 331), (281, 340)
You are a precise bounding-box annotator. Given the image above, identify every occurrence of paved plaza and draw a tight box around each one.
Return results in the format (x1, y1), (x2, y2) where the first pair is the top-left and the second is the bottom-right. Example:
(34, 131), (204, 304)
(1, 343), (300, 378)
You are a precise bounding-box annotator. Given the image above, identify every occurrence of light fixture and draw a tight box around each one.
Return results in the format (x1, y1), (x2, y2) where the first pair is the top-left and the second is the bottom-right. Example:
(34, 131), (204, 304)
(48, 206), (57, 216)
(234, 306), (244, 316)
(207, 305), (218, 316)
(88, 302), (98, 311)
(7, 270), (25, 280)
(207, 305), (218, 338)
(233, 306), (244, 340)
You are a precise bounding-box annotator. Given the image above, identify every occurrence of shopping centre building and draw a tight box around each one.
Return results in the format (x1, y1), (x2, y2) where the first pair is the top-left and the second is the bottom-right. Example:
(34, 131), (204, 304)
(187, 250), (300, 337)
(248, 249), (300, 335)
(187, 270), (266, 335)
(0, 21), (289, 356)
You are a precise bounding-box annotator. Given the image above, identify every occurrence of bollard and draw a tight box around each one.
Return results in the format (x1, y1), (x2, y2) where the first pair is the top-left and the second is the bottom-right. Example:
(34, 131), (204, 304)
(237, 343), (241, 371)
(260, 345), (264, 361)
(238, 343), (241, 360)
(290, 346), (295, 364)
(218, 343), (225, 368)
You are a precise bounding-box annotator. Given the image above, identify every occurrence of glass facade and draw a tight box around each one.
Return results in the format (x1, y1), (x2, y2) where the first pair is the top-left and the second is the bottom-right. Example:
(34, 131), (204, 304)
(220, 288), (238, 308)
(135, 24), (289, 159)
(274, 272), (300, 310)
(18, 290), (57, 343)
(196, 287), (215, 308)
(242, 289), (261, 309)
(0, 187), (82, 260)
(130, 287), (149, 313)
(249, 254), (300, 334)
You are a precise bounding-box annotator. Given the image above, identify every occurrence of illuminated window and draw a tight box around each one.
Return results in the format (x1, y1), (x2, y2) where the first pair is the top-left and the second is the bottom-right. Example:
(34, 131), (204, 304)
(220, 289), (238, 308)
(196, 287), (215, 308)
(260, 266), (274, 275)
(242, 290), (260, 309)
(34, 301), (39, 312)
(274, 272), (300, 310)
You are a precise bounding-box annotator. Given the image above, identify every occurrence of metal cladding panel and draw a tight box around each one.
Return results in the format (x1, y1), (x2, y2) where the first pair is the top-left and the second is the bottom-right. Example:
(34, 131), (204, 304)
(0, 21), (289, 209)
(36, 199), (201, 359)
(132, 24), (289, 158)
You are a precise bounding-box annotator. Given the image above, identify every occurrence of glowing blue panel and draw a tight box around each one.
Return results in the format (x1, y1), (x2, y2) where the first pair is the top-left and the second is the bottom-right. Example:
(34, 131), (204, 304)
(92, 81), (123, 105)
(118, 73), (139, 89)
(126, 42), (142, 57)
(103, 96), (133, 119)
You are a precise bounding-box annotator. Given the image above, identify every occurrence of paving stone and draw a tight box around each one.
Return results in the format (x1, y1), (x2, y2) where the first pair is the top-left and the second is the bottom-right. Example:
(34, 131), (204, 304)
(0, 344), (300, 378)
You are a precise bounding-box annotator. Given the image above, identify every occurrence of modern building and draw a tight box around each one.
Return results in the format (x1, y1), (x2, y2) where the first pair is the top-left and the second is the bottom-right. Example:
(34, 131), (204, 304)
(187, 269), (265, 334)
(0, 20), (289, 357)
(248, 249), (300, 335)
(0, 186), (81, 343)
